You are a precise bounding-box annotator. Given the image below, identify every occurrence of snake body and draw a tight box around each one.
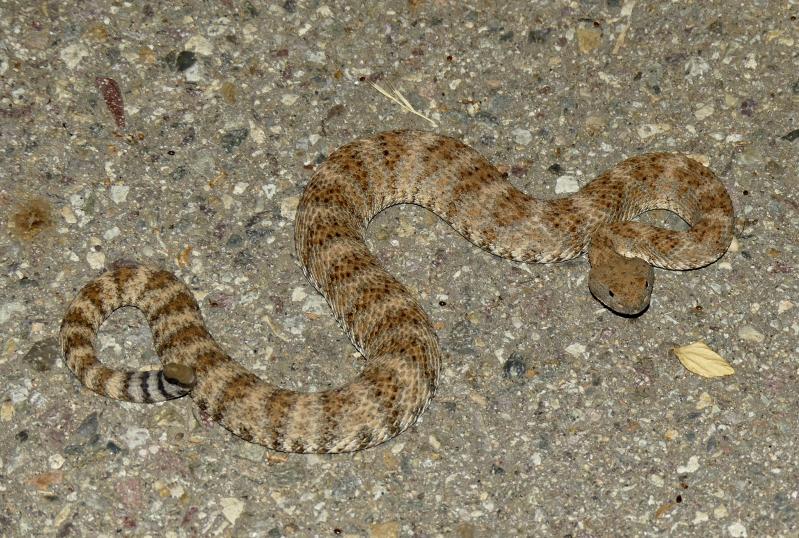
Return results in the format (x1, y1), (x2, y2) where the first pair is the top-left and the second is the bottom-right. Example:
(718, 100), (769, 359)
(60, 131), (734, 453)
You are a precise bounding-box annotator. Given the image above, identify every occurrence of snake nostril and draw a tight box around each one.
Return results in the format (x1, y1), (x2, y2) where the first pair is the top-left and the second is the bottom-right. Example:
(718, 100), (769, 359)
(608, 290), (615, 297)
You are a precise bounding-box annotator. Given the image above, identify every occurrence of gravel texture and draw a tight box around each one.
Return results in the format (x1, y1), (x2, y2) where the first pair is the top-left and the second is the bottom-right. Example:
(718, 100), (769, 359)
(1, 1), (798, 536)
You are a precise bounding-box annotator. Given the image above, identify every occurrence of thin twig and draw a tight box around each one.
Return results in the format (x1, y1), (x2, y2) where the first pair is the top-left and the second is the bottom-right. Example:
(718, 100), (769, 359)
(369, 82), (437, 127)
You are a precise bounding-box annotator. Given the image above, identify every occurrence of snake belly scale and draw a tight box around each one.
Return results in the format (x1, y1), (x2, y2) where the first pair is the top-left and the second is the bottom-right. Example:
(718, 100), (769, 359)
(60, 130), (734, 453)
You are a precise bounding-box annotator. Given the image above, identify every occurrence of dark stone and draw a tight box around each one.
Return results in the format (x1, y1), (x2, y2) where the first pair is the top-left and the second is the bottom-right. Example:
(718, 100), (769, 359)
(740, 98), (757, 117)
(502, 354), (527, 379)
(221, 128), (249, 152)
(244, 1), (258, 17)
(527, 28), (550, 43)
(780, 128), (799, 142)
(23, 338), (60, 372)
(170, 166), (188, 181)
(176, 50), (197, 72)
(56, 521), (75, 537)
(226, 234), (243, 249)
(75, 412), (99, 440)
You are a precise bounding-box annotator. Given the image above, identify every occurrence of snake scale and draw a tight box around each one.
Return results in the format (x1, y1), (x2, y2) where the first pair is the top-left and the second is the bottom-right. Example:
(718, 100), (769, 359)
(60, 130), (734, 453)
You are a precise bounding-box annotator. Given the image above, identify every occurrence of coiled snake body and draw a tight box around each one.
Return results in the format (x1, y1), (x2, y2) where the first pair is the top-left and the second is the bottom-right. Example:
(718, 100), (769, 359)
(60, 131), (734, 453)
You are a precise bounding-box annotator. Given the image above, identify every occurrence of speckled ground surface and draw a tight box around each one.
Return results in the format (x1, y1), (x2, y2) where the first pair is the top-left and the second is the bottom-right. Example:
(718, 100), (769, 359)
(1, 1), (798, 536)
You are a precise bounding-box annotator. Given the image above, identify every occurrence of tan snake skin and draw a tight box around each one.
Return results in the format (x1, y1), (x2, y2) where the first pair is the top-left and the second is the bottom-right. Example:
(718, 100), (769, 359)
(60, 130), (734, 453)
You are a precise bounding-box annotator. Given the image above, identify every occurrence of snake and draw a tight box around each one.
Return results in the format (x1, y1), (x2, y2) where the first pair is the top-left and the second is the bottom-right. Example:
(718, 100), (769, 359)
(59, 130), (734, 453)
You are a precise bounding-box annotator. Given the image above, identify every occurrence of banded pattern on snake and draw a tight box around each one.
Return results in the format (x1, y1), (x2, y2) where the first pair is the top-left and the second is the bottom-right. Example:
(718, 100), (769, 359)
(60, 130), (734, 452)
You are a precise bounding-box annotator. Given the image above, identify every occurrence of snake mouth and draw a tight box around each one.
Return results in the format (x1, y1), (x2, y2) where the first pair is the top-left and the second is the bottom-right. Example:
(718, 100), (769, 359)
(587, 283), (651, 317)
(608, 301), (650, 318)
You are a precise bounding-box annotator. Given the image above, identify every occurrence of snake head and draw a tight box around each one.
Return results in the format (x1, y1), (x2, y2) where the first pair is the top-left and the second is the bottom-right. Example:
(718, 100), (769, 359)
(587, 249), (654, 316)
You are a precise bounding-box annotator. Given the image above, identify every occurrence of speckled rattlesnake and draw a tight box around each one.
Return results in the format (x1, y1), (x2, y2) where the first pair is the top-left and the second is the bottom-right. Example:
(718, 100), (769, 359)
(60, 130), (734, 453)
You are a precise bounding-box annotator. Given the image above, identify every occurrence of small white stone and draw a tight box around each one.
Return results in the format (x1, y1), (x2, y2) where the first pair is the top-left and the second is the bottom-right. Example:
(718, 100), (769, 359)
(302, 295), (326, 315)
(86, 250), (106, 270)
(685, 56), (710, 77)
(183, 62), (202, 83)
(777, 300), (794, 314)
(291, 287), (307, 302)
(677, 455), (700, 474)
(649, 474), (664, 487)
(0, 401), (14, 422)
(0, 302), (24, 324)
(70, 193), (87, 209)
(280, 195), (299, 220)
(104, 226), (120, 240)
(693, 511), (709, 524)
(48, 454), (65, 470)
(122, 427), (150, 449)
(696, 391), (713, 410)
(110, 185), (129, 204)
(512, 128), (532, 145)
(61, 205), (77, 224)
(249, 124), (265, 144)
(694, 104), (714, 120)
(637, 123), (671, 140)
(555, 175), (580, 194)
(727, 522), (747, 537)
(185, 35), (213, 55)
(220, 497), (245, 524)
(281, 94), (299, 106)
(738, 325), (765, 343)
(60, 43), (90, 69)
(262, 184), (277, 199)
(233, 182), (248, 195)
(306, 50), (325, 63)
(565, 343), (586, 357)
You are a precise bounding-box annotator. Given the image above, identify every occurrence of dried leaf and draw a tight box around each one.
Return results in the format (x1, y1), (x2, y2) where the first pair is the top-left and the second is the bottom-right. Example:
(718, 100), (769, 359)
(672, 341), (734, 378)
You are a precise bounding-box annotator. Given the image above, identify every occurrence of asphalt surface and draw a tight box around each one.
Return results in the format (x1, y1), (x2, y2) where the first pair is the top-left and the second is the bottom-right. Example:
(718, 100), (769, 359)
(1, 1), (798, 536)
